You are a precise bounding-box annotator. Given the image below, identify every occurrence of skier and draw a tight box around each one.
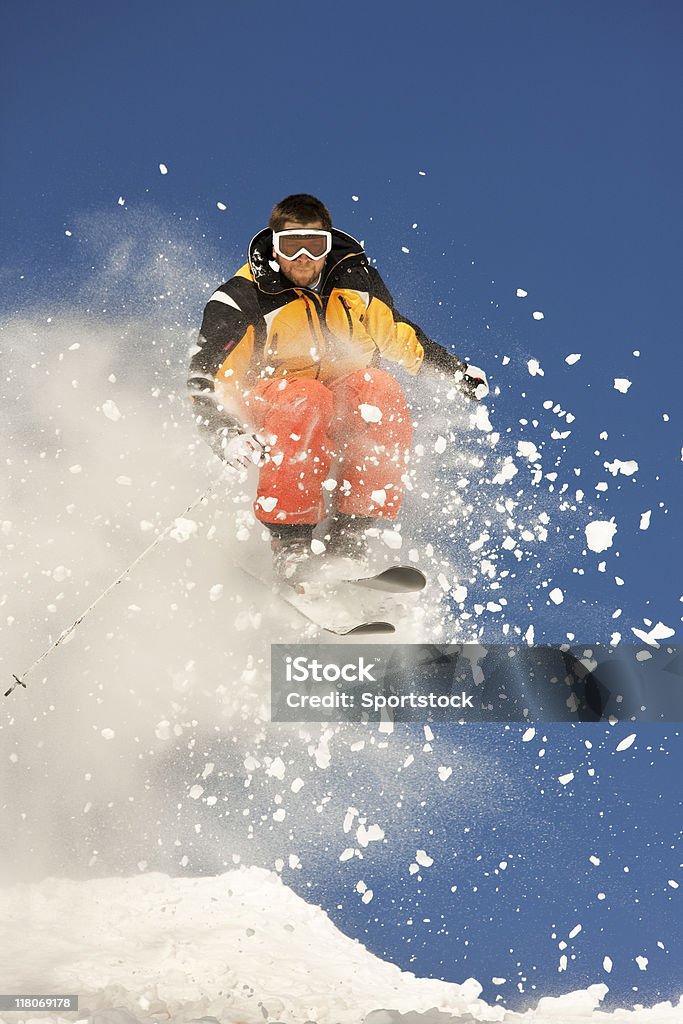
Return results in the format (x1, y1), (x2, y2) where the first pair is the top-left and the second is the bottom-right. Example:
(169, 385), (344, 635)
(188, 193), (489, 587)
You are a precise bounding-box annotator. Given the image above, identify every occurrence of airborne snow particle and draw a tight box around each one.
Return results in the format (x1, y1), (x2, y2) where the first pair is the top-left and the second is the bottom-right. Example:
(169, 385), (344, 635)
(257, 496), (278, 513)
(69, 465), (82, 474)
(636, 956), (649, 971)
(604, 458), (638, 477)
(216, 202), (227, 211)
(527, 358), (544, 376)
(209, 584), (224, 602)
(532, 311), (544, 320)
(116, 476), (132, 486)
(603, 956), (613, 973)
(359, 403), (382, 423)
(522, 728), (536, 742)
(639, 510), (652, 530)
(100, 728), (115, 740)
(631, 621), (675, 646)
(371, 489), (387, 507)
(415, 849), (433, 867)
(382, 529), (402, 550)
(613, 378), (632, 393)
(549, 588), (564, 605)
(558, 772), (574, 786)
(159, 163), (168, 174)
(102, 399), (121, 421)
(351, 195), (359, 201)
(189, 785), (204, 799)
(565, 353), (582, 365)
(170, 518), (198, 542)
(434, 435), (447, 454)
(311, 538), (326, 555)
(517, 440), (541, 462)
(516, 288), (528, 297)
(401, 246), (410, 254)
(616, 734), (637, 752)
(437, 766), (452, 781)
(585, 519), (617, 553)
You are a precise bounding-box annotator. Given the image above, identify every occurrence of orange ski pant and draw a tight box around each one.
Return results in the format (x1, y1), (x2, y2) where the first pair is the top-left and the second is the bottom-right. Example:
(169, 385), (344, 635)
(246, 368), (414, 526)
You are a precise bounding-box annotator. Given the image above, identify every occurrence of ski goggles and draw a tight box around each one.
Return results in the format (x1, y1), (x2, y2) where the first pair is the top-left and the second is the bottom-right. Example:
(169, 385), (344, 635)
(272, 228), (332, 261)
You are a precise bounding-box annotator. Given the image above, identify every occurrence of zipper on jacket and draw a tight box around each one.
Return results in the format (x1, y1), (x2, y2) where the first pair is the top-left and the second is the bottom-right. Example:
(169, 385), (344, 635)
(302, 295), (325, 379)
(338, 294), (353, 339)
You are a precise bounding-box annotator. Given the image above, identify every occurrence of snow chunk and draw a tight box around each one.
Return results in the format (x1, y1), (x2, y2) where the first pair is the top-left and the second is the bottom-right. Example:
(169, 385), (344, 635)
(116, 475), (132, 486)
(603, 956), (613, 973)
(434, 435), (447, 454)
(415, 849), (433, 867)
(631, 621), (675, 646)
(565, 353), (582, 365)
(371, 489), (387, 507)
(516, 288), (528, 297)
(266, 757), (286, 781)
(517, 440), (541, 462)
(532, 311), (544, 320)
(522, 727), (536, 742)
(102, 399), (121, 421)
(558, 772), (574, 786)
(613, 378), (632, 394)
(359, 403), (382, 423)
(437, 766), (452, 781)
(381, 529), (402, 550)
(311, 538), (326, 555)
(549, 588), (564, 605)
(636, 956), (648, 971)
(100, 728), (115, 741)
(209, 584), (224, 602)
(527, 358), (544, 376)
(170, 518), (198, 542)
(69, 464), (82, 474)
(216, 202), (227, 211)
(639, 510), (651, 530)
(257, 495), (278, 513)
(585, 519), (617, 553)
(159, 163), (168, 174)
(189, 785), (204, 800)
(616, 734), (636, 752)
(604, 458), (638, 477)
(493, 458), (518, 485)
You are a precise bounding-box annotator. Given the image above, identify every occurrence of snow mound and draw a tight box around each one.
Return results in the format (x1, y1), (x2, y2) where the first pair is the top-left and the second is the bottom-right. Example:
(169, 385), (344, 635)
(1, 869), (680, 1024)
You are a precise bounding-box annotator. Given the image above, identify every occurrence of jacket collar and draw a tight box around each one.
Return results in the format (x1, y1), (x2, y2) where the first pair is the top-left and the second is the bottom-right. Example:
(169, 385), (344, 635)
(248, 227), (366, 294)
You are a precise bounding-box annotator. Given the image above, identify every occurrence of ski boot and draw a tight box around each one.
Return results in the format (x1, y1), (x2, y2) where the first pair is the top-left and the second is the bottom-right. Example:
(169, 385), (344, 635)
(318, 513), (373, 583)
(269, 525), (316, 591)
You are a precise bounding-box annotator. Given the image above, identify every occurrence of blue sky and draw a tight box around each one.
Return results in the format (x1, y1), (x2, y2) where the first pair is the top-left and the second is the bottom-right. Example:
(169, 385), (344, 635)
(2, 0), (681, 1012)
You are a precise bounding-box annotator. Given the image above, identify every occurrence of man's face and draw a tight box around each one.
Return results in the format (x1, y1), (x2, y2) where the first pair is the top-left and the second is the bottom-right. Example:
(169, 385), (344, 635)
(273, 219), (328, 288)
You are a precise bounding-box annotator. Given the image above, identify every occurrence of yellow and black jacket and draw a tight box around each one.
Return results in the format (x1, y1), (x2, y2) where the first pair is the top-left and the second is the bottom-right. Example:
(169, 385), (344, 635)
(188, 227), (468, 441)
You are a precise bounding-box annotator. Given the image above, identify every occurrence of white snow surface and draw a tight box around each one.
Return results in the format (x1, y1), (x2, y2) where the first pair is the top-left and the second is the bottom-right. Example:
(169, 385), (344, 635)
(0, 868), (680, 1024)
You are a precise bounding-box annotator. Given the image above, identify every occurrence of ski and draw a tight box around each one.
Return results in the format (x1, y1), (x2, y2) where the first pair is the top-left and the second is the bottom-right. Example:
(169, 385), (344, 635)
(279, 585), (396, 635)
(344, 564), (426, 594)
(232, 557), (396, 635)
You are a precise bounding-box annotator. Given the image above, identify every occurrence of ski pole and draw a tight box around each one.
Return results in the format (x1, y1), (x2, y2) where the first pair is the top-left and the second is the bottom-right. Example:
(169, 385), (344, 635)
(4, 482), (216, 698)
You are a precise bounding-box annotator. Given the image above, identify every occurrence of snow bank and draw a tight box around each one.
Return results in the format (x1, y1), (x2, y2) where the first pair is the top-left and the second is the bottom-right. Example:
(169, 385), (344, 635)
(0, 868), (680, 1024)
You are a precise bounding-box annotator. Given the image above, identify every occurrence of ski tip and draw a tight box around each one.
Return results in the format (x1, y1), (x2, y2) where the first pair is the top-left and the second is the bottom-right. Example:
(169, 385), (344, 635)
(339, 621), (396, 635)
